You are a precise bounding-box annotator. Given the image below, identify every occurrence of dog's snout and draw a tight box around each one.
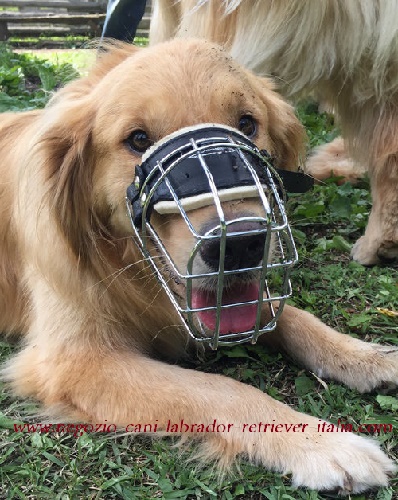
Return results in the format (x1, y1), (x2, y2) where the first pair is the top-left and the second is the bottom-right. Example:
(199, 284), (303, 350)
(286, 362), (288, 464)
(200, 222), (266, 271)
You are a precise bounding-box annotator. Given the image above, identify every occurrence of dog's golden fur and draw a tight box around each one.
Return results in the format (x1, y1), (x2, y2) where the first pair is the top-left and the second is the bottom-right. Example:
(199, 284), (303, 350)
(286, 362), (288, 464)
(1, 39), (397, 493)
(150, 0), (398, 265)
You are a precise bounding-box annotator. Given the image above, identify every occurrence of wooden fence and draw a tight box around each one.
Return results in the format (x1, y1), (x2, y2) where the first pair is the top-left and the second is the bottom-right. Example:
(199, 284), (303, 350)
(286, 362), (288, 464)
(0, 0), (151, 45)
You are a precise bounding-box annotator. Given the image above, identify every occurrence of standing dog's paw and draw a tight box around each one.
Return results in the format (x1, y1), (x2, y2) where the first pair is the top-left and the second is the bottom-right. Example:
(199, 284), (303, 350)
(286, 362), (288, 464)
(377, 240), (398, 264)
(352, 235), (398, 266)
(305, 137), (366, 184)
(351, 235), (382, 266)
(288, 431), (396, 493)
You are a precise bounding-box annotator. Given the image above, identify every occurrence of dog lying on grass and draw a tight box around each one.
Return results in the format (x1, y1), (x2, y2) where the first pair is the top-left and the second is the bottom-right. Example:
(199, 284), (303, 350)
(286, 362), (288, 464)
(0, 39), (397, 494)
(150, 0), (398, 266)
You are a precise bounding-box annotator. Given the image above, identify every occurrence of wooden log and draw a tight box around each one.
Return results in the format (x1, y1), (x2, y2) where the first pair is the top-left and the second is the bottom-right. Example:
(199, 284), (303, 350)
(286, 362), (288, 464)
(7, 25), (102, 36)
(7, 26), (150, 39)
(0, 19), (9, 41)
(0, 1), (107, 13)
(1, 14), (106, 24)
(0, 1), (151, 42)
(134, 28), (150, 38)
(137, 17), (150, 30)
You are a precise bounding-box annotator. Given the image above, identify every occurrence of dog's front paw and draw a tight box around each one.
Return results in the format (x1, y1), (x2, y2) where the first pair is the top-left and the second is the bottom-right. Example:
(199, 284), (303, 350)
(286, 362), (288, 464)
(332, 342), (398, 392)
(351, 235), (382, 265)
(363, 344), (398, 390)
(289, 431), (396, 493)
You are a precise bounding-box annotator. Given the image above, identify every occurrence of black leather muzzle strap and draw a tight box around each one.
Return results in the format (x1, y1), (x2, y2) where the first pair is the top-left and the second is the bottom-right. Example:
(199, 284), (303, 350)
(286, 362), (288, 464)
(127, 126), (313, 226)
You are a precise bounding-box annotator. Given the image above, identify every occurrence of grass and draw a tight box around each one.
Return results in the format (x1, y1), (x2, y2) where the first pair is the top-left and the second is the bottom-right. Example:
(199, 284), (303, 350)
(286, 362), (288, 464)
(0, 45), (397, 500)
(24, 49), (96, 76)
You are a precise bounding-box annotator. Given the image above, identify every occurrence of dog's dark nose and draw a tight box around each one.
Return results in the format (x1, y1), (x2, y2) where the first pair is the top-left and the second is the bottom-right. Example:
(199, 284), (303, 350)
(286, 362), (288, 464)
(200, 223), (266, 271)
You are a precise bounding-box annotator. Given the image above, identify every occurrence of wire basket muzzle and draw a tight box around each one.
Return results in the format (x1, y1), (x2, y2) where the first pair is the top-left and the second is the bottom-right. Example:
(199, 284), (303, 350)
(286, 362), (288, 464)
(126, 124), (297, 349)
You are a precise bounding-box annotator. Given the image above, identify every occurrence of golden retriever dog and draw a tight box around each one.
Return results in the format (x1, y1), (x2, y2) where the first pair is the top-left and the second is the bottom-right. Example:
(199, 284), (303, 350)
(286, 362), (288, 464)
(150, 0), (398, 266)
(1, 39), (397, 494)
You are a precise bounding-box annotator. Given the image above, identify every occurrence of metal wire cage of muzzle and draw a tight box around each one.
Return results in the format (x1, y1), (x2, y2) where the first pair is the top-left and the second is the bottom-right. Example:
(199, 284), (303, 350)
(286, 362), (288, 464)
(126, 124), (299, 349)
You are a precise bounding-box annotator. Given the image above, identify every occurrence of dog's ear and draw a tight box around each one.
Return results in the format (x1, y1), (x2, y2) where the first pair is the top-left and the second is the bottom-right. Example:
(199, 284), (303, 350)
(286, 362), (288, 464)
(252, 75), (306, 171)
(42, 98), (103, 263)
(50, 42), (141, 104)
(40, 43), (141, 263)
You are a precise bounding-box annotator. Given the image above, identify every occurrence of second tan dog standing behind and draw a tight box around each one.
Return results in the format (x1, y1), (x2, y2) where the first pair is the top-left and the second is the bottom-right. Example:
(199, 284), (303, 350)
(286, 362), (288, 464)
(150, 0), (398, 266)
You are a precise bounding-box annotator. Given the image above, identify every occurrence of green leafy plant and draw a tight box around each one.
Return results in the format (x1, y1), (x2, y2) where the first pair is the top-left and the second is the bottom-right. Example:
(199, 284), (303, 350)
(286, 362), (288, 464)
(0, 44), (78, 111)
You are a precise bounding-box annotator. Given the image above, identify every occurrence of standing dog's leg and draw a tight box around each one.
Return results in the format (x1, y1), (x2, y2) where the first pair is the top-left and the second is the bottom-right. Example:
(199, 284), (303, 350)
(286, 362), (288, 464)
(336, 103), (398, 265)
(305, 137), (367, 184)
(305, 135), (398, 265)
(263, 305), (398, 392)
(351, 157), (398, 265)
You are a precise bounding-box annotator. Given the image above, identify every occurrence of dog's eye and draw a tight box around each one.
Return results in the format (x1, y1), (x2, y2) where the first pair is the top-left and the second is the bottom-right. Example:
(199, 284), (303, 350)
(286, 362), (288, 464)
(125, 130), (153, 154)
(238, 115), (257, 138)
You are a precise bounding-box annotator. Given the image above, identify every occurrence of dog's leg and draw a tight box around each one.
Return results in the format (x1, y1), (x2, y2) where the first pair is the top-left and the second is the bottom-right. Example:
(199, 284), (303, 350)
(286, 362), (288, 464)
(3, 334), (396, 494)
(305, 137), (367, 184)
(351, 158), (398, 265)
(149, 0), (181, 45)
(262, 305), (398, 392)
(332, 101), (398, 266)
(305, 136), (398, 265)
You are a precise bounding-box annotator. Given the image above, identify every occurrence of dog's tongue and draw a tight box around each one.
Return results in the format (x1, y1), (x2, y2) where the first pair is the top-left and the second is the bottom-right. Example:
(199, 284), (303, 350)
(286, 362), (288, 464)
(192, 283), (259, 334)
